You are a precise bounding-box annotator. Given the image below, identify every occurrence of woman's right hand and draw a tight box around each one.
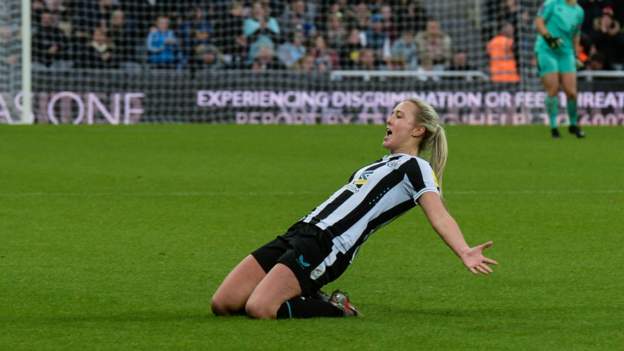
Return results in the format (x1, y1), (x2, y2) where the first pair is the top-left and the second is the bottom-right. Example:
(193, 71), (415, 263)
(459, 241), (498, 275)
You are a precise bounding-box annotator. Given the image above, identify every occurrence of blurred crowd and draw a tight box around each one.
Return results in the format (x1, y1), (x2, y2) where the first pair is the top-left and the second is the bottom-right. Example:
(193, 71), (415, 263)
(0, 0), (623, 79)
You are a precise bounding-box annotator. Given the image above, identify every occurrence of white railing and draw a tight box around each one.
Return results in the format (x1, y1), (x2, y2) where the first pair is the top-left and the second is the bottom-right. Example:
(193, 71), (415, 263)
(577, 71), (624, 82)
(330, 70), (624, 83)
(330, 70), (489, 81)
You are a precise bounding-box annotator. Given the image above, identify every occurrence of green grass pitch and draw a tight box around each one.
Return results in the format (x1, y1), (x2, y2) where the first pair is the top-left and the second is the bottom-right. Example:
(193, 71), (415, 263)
(1, 125), (623, 350)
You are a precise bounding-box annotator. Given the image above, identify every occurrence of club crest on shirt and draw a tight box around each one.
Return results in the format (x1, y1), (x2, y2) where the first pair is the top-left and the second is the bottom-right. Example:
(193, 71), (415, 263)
(354, 170), (373, 187)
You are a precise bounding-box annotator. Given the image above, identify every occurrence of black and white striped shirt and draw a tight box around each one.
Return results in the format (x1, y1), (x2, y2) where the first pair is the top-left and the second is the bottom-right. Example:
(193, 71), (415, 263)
(303, 153), (439, 259)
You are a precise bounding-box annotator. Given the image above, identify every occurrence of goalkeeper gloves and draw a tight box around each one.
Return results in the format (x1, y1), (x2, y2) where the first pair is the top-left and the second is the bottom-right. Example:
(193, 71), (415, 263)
(543, 33), (563, 49)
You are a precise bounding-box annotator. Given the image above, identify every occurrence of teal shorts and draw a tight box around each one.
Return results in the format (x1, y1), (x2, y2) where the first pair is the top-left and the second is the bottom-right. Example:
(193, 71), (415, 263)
(535, 49), (576, 77)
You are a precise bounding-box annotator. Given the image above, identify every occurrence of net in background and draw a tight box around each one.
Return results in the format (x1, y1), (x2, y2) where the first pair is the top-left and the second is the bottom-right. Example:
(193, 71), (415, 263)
(0, 0), (23, 124)
(4, 0), (623, 124)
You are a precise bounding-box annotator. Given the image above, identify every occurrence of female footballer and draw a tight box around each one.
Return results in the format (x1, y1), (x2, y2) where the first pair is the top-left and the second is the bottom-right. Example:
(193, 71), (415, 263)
(535, 0), (586, 138)
(211, 99), (498, 319)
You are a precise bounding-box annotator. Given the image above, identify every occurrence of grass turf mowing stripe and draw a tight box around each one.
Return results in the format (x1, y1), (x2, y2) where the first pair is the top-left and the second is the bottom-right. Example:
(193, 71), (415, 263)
(1, 125), (623, 351)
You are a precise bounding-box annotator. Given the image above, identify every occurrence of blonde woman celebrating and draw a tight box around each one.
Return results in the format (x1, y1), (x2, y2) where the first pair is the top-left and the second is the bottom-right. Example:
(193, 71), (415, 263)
(211, 99), (498, 319)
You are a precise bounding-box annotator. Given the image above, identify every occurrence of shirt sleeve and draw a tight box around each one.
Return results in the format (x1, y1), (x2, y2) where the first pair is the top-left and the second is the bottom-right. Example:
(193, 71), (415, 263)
(405, 158), (440, 203)
(537, 0), (555, 21)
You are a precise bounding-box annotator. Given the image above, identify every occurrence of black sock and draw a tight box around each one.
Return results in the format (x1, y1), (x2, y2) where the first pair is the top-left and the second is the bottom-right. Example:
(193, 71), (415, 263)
(276, 296), (344, 319)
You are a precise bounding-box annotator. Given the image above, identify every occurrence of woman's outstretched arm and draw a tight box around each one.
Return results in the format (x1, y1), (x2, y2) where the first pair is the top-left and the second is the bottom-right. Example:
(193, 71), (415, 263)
(419, 192), (498, 275)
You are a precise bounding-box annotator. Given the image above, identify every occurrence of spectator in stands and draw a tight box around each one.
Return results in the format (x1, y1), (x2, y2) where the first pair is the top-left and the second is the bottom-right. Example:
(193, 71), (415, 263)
(44, 0), (72, 37)
(482, 0), (519, 42)
(121, 0), (156, 42)
(590, 6), (623, 69)
(296, 53), (317, 74)
(579, 0), (614, 36)
(244, 1), (280, 66)
(487, 22), (520, 83)
(33, 11), (66, 66)
(32, 0), (46, 26)
(367, 0), (383, 13)
(146, 15), (181, 68)
(122, 0), (182, 36)
(415, 20), (452, 70)
(379, 4), (398, 41)
(180, 6), (213, 67)
(279, 0), (316, 39)
(592, 5), (620, 34)
(0, 25), (17, 95)
(586, 52), (607, 71)
(319, 1), (347, 33)
(353, 2), (371, 30)
(251, 46), (284, 71)
(81, 27), (116, 68)
(194, 43), (224, 71)
(389, 30), (419, 70)
(448, 51), (476, 71)
(254, 0), (285, 15)
(310, 34), (340, 72)
(109, 9), (137, 64)
(213, 0), (247, 68)
(416, 58), (436, 81)
(73, 0), (115, 44)
(397, 0), (428, 34)
(45, 0), (65, 13)
(326, 13), (347, 50)
(366, 14), (389, 54)
(0, 25), (18, 67)
(356, 48), (378, 70)
(277, 31), (307, 68)
(339, 28), (365, 69)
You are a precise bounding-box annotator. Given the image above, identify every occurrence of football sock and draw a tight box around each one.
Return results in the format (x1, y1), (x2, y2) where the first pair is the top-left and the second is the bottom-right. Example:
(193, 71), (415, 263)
(276, 296), (344, 318)
(545, 95), (558, 129)
(567, 98), (578, 126)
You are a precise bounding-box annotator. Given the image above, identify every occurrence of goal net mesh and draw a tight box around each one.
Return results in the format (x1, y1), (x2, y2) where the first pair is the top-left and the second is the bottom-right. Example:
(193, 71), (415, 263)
(0, 1), (620, 125)
(0, 0), (23, 124)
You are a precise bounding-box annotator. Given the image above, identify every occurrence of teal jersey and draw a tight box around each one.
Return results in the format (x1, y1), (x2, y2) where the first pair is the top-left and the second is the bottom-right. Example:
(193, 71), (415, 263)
(534, 0), (584, 54)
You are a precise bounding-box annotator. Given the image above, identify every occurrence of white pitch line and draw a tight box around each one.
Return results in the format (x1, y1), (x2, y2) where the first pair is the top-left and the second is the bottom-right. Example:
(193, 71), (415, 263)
(0, 189), (622, 197)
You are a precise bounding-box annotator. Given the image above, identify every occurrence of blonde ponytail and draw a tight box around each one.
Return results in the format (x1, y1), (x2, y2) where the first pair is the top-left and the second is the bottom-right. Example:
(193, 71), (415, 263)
(407, 99), (448, 188)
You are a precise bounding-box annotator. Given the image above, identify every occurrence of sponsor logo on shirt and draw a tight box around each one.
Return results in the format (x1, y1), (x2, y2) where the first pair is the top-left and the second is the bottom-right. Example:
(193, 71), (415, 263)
(297, 254), (310, 269)
(386, 160), (399, 169)
(310, 264), (326, 280)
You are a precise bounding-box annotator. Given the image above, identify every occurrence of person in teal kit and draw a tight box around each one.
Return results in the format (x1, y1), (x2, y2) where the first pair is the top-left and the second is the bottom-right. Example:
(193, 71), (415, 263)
(534, 0), (586, 138)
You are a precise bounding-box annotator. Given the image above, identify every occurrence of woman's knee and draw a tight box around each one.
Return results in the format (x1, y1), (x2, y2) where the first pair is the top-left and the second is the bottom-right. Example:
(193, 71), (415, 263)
(210, 295), (229, 316)
(542, 74), (559, 96)
(545, 84), (559, 96)
(211, 292), (243, 316)
(245, 298), (278, 319)
(242, 262), (301, 319)
(561, 74), (577, 98)
(562, 81), (577, 99)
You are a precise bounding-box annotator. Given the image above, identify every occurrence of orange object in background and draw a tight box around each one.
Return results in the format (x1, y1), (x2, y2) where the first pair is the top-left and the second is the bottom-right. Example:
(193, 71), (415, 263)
(487, 34), (520, 83)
